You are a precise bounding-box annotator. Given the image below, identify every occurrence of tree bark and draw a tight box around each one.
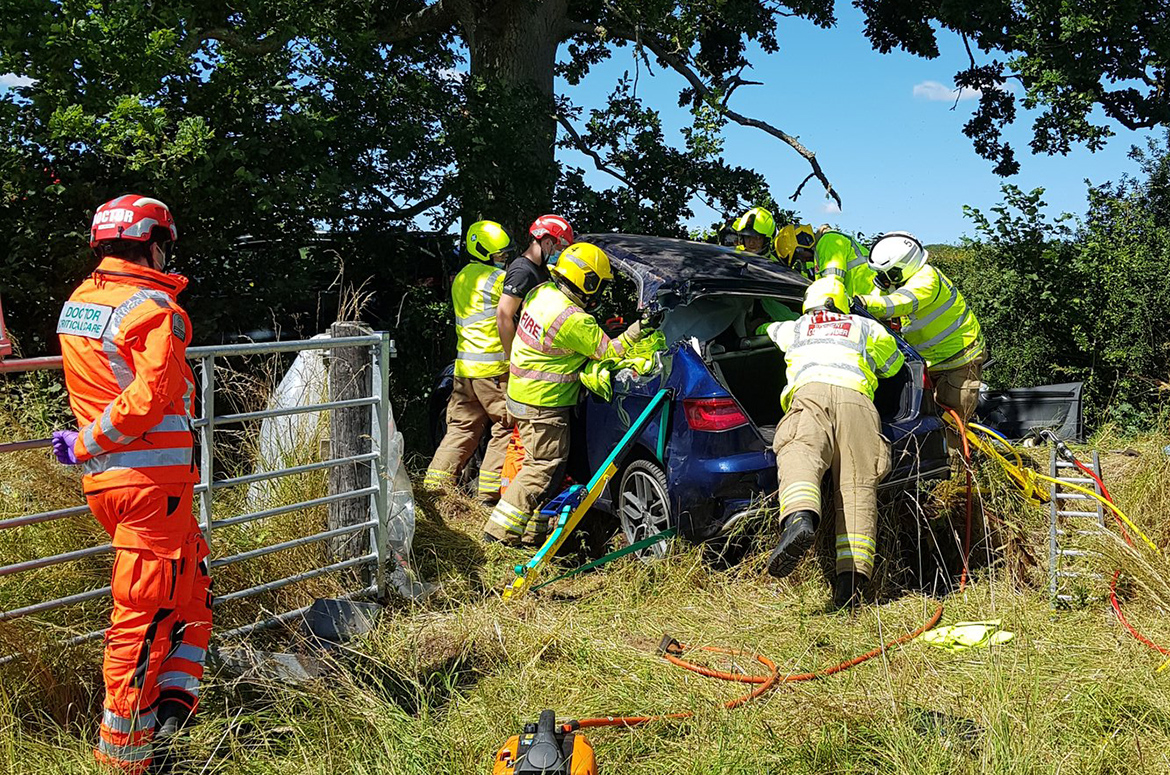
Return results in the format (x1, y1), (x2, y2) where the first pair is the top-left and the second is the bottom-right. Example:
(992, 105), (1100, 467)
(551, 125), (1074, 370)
(327, 321), (374, 561)
(455, 0), (567, 229)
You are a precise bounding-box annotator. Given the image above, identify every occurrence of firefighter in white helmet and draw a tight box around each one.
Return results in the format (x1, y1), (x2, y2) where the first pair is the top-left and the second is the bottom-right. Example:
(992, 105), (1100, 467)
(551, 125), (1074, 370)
(859, 231), (985, 452)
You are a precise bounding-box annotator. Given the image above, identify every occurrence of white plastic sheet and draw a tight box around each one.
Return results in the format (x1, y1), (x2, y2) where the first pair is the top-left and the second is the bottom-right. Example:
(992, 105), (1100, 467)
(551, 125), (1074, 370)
(250, 332), (428, 599)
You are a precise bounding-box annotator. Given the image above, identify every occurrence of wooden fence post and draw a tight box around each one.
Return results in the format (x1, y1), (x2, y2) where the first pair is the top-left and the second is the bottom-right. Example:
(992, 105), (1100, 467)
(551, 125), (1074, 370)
(327, 321), (373, 561)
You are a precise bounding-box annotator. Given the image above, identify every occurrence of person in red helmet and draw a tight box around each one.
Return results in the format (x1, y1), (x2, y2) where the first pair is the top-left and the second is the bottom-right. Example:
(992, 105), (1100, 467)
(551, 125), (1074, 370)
(496, 214), (574, 358)
(51, 195), (209, 773)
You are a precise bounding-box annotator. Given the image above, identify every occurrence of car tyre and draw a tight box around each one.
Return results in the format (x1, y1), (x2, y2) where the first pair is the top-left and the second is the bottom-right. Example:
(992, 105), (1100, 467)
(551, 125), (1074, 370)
(617, 458), (673, 561)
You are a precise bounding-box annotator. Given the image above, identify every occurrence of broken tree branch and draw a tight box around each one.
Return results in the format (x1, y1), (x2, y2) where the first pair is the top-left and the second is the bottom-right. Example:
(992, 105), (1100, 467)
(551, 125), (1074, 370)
(579, 23), (841, 208)
(556, 113), (636, 188)
(376, 0), (462, 43)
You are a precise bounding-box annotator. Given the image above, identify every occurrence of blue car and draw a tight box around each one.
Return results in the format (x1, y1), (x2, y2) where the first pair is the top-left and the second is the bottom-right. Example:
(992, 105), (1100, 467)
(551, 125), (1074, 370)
(432, 234), (950, 557)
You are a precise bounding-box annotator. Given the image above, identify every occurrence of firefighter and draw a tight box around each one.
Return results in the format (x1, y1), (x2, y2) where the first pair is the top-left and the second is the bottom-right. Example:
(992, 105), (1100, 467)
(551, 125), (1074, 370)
(773, 223), (817, 279)
(812, 228), (877, 297)
(731, 206), (777, 258)
(859, 231), (985, 450)
(423, 220), (515, 503)
(484, 242), (646, 546)
(50, 195), (208, 772)
(764, 277), (904, 609)
(497, 214), (574, 359)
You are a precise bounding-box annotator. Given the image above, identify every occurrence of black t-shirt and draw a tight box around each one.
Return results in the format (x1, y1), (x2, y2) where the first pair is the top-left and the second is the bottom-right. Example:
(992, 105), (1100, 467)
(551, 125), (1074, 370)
(502, 258), (549, 302)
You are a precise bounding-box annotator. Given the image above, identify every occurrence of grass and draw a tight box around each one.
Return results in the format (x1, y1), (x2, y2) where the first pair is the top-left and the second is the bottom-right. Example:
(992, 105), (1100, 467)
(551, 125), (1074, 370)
(3, 366), (1170, 773)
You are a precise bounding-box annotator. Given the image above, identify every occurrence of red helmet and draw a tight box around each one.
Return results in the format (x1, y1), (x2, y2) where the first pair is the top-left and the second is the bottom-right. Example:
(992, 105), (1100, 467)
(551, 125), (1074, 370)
(529, 214), (574, 248)
(90, 194), (178, 247)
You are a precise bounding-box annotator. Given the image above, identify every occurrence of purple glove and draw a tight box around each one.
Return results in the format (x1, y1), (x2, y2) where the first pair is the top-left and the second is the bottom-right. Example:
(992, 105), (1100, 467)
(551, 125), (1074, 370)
(51, 430), (80, 465)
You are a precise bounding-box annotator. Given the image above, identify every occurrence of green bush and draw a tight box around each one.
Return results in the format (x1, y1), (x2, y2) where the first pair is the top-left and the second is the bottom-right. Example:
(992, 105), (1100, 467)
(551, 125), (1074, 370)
(935, 135), (1170, 432)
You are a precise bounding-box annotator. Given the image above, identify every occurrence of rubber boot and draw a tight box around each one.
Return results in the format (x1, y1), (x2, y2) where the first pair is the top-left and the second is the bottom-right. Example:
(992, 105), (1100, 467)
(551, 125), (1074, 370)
(766, 510), (818, 579)
(832, 571), (870, 610)
(151, 699), (194, 775)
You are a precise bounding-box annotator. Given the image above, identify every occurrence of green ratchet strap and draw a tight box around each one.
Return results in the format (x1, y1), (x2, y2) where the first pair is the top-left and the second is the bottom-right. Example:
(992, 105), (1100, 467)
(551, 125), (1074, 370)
(532, 528), (677, 591)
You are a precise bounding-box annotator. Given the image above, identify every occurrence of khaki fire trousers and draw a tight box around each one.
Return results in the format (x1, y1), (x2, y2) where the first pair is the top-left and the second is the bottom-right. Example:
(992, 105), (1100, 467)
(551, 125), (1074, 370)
(424, 375), (511, 502)
(484, 402), (570, 544)
(931, 351), (985, 456)
(773, 383), (891, 577)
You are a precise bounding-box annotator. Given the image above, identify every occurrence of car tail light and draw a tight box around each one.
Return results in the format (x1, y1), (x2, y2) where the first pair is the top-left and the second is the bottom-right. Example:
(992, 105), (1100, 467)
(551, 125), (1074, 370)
(683, 397), (749, 431)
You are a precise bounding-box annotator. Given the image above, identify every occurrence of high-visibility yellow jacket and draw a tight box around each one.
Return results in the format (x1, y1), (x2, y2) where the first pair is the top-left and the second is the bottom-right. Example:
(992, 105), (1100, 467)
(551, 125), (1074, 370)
(815, 231), (876, 297)
(769, 311), (904, 412)
(452, 260), (506, 378)
(856, 265), (984, 372)
(508, 283), (642, 407)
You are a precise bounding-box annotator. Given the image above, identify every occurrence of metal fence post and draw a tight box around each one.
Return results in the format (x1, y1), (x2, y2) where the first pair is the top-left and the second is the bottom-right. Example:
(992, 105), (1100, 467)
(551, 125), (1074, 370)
(369, 333), (391, 599)
(199, 354), (215, 551)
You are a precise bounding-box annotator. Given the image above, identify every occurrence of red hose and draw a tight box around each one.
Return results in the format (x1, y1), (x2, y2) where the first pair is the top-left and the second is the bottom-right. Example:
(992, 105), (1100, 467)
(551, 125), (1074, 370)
(1056, 449), (1168, 657)
(570, 405), (973, 733)
(569, 610), (945, 730)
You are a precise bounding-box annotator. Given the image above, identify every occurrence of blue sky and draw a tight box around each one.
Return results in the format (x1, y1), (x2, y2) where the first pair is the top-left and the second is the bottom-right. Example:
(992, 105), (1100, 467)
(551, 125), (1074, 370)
(559, 3), (1158, 244)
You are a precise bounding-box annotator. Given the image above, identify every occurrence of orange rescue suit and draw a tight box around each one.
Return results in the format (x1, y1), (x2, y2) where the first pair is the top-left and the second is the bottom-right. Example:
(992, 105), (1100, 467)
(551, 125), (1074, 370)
(58, 257), (210, 773)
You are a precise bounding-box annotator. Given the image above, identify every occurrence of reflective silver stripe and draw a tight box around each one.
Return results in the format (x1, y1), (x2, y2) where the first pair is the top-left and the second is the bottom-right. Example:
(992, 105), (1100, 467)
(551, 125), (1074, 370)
(148, 414), (191, 434)
(456, 309), (496, 327)
(509, 364), (579, 383)
(456, 351), (505, 362)
(82, 447), (193, 475)
(594, 333), (622, 359)
(891, 289), (919, 313)
(80, 422), (104, 457)
(820, 267), (845, 279)
(931, 339), (985, 371)
(99, 404), (132, 445)
(846, 242), (867, 270)
(880, 296), (899, 317)
(792, 335), (866, 353)
(876, 349), (902, 375)
(157, 671), (200, 695)
(102, 709), (157, 734)
(544, 305), (583, 349)
(516, 322), (572, 356)
(790, 361), (869, 382)
(97, 738), (153, 762)
(169, 644), (207, 665)
(916, 308), (971, 352)
(101, 290), (172, 389)
(903, 274), (957, 335)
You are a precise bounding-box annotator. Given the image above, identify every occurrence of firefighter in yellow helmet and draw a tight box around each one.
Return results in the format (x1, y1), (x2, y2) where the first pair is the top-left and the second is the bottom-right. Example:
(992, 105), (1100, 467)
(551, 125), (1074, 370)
(731, 207), (777, 258)
(484, 242), (648, 545)
(763, 277), (904, 609)
(773, 223), (817, 279)
(424, 220), (516, 504)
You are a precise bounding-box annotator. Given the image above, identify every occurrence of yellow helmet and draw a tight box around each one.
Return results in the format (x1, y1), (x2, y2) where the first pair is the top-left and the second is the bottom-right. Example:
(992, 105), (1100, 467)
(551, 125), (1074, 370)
(803, 277), (849, 314)
(466, 220), (514, 263)
(549, 242), (613, 296)
(732, 207), (777, 240)
(774, 223), (816, 266)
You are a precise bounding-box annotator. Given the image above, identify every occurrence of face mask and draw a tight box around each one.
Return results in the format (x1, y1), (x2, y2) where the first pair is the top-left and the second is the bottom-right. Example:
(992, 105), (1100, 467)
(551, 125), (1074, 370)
(546, 248), (562, 266)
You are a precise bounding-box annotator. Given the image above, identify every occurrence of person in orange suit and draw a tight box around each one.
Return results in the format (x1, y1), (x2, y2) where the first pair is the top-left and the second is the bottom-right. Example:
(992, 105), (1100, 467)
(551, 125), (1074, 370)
(52, 195), (209, 773)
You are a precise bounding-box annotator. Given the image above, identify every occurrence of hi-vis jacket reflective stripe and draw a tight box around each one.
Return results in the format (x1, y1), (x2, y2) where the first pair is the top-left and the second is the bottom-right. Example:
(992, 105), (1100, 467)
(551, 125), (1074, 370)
(769, 311), (904, 412)
(453, 260), (506, 378)
(508, 283), (641, 407)
(857, 265), (984, 371)
(814, 232), (876, 298)
(58, 257), (197, 493)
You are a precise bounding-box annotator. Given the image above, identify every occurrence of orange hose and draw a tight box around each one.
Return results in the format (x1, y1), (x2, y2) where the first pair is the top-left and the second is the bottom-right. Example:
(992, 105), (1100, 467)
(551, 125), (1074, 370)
(571, 404), (973, 733)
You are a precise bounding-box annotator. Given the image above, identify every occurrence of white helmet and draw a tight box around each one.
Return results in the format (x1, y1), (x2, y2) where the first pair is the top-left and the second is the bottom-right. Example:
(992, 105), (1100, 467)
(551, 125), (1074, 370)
(868, 232), (928, 287)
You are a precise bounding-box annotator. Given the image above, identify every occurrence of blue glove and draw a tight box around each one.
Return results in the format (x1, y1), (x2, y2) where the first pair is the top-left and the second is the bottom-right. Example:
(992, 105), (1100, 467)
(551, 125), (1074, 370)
(51, 430), (80, 465)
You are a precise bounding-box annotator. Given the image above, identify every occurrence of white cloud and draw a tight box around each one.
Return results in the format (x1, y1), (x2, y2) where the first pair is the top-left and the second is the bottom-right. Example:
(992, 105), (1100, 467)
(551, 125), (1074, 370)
(821, 201), (841, 214)
(913, 80), (980, 102)
(0, 73), (35, 89)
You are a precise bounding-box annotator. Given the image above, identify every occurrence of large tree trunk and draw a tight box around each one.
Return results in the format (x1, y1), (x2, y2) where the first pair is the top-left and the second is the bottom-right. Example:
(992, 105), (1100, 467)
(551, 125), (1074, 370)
(456, 0), (566, 232)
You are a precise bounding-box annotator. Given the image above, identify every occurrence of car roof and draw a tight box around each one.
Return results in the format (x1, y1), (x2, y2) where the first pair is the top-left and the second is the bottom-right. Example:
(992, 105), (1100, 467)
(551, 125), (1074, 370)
(580, 233), (809, 304)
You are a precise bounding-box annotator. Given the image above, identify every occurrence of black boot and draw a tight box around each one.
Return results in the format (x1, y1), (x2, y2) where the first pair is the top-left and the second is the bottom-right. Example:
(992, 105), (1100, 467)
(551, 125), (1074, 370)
(766, 510), (818, 579)
(832, 571), (870, 610)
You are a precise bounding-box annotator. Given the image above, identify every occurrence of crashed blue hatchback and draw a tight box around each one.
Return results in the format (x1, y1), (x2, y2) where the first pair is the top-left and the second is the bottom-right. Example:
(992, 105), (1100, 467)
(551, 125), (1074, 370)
(432, 234), (950, 557)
